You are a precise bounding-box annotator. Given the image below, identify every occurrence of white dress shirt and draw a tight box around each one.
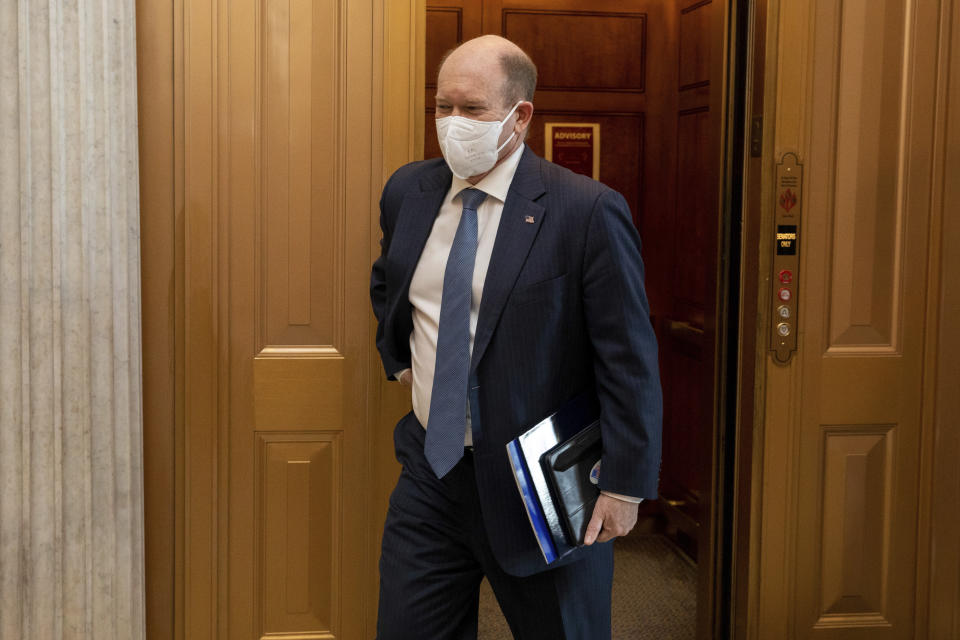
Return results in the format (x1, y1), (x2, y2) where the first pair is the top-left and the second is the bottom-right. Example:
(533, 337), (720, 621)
(397, 144), (641, 503)
(406, 145), (524, 444)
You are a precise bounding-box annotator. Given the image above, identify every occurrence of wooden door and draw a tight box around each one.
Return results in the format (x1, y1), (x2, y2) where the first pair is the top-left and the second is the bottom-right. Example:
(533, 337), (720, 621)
(754, 0), (959, 637)
(138, 1), (424, 638)
(424, 1), (728, 635)
(659, 3), (727, 636)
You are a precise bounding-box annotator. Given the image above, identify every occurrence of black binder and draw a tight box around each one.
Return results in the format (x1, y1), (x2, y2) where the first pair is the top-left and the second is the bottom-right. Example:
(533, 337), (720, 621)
(540, 421), (602, 546)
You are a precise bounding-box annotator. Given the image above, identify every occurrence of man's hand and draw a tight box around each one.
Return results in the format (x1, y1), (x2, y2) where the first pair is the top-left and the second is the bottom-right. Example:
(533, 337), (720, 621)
(583, 494), (639, 545)
(398, 369), (413, 386)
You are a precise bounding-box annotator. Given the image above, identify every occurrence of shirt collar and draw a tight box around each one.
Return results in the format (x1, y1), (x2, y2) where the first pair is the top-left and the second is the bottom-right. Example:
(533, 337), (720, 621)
(449, 143), (526, 204)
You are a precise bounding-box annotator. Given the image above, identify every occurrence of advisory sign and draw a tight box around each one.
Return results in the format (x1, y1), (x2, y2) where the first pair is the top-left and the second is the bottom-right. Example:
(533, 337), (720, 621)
(544, 123), (600, 180)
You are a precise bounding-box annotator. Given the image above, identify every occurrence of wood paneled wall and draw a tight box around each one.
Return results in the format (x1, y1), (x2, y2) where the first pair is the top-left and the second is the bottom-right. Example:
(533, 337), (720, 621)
(659, 0), (716, 528)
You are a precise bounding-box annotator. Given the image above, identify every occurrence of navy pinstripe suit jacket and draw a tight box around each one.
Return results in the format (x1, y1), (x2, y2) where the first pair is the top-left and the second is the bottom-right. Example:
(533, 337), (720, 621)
(371, 146), (662, 577)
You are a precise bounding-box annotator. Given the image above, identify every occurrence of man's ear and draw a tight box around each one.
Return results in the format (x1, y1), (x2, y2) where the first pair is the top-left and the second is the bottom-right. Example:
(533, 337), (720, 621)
(515, 101), (534, 132)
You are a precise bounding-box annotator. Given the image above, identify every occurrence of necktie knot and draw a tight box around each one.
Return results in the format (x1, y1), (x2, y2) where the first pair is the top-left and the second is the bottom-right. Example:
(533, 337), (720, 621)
(459, 188), (487, 212)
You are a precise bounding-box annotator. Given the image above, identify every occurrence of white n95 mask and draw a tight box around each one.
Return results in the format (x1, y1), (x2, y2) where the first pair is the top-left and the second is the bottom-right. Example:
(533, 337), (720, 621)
(435, 102), (521, 179)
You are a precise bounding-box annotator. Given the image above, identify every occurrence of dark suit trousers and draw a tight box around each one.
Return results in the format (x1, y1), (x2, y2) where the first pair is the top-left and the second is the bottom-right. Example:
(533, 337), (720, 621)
(376, 412), (614, 640)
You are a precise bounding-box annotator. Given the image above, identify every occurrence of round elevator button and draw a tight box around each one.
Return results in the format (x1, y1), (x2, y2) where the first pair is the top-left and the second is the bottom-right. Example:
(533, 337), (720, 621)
(777, 322), (791, 337)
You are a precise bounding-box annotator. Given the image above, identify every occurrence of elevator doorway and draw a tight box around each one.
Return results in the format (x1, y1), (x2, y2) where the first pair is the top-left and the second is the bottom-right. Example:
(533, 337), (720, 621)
(423, 1), (748, 636)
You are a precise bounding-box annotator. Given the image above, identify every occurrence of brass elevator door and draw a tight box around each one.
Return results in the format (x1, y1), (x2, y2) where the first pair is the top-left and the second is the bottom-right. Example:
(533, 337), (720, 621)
(218, 2), (380, 637)
(755, 0), (953, 637)
(138, 0), (391, 637)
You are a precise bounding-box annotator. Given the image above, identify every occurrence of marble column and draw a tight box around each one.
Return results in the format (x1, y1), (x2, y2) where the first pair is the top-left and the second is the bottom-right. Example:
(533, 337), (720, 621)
(0, 0), (145, 638)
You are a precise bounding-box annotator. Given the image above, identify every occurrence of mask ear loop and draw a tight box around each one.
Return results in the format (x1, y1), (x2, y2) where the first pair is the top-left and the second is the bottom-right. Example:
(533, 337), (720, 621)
(495, 102), (524, 153)
(495, 130), (517, 154)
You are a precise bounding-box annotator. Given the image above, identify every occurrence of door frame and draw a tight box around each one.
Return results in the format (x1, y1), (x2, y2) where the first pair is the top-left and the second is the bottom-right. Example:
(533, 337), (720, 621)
(413, 1), (762, 637)
(711, 0), (762, 637)
(411, 1), (762, 637)
(728, 0), (767, 638)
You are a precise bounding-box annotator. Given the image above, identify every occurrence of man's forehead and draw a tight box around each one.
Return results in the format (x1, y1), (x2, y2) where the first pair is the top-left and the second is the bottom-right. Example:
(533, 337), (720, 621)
(434, 85), (492, 104)
(436, 71), (501, 103)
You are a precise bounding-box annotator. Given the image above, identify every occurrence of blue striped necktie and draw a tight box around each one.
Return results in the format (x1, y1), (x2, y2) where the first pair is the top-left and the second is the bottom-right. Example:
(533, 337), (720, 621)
(424, 188), (488, 478)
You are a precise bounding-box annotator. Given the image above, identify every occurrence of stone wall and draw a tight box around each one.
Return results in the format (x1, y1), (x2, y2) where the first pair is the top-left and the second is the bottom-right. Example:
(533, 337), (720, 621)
(0, 1), (145, 638)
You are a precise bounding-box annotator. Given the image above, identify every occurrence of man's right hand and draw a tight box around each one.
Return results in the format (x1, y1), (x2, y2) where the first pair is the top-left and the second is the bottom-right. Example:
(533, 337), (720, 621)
(397, 369), (413, 386)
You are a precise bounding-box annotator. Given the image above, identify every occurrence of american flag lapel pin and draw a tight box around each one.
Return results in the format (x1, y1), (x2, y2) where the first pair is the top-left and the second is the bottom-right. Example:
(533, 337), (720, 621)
(524, 215), (535, 224)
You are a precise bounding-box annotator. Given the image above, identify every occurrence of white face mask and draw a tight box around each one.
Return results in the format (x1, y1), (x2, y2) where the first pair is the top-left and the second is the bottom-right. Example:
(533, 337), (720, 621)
(435, 102), (522, 179)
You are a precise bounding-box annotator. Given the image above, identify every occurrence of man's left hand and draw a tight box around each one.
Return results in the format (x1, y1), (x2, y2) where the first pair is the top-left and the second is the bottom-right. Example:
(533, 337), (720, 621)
(583, 494), (639, 545)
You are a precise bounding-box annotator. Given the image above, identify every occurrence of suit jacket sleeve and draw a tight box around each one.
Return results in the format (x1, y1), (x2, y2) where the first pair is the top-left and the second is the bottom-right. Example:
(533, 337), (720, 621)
(370, 171), (410, 380)
(582, 188), (663, 499)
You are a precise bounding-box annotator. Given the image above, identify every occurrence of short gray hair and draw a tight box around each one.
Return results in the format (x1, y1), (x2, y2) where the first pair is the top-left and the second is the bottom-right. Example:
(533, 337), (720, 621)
(499, 49), (537, 105)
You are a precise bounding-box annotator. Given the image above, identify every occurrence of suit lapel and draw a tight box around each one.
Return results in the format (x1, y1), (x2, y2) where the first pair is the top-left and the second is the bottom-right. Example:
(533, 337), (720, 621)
(386, 167), (450, 321)
(471, 149), (546, 373)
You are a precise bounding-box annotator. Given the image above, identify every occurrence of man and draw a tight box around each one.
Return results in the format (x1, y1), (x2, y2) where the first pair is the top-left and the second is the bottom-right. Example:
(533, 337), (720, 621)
(370, 35), (661, 639)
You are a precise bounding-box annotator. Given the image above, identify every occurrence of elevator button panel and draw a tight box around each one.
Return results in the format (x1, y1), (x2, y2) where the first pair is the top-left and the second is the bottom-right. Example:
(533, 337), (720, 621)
(770, 153), (802, 363)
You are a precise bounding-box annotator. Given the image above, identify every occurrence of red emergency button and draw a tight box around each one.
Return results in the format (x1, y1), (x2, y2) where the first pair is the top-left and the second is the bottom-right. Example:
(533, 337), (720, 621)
(778, 287), (791, 302)
(779, 269), (793, 284)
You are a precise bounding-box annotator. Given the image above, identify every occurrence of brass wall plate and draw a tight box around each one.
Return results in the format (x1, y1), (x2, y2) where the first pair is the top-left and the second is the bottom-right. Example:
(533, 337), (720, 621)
(770, 153), (802, 363)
